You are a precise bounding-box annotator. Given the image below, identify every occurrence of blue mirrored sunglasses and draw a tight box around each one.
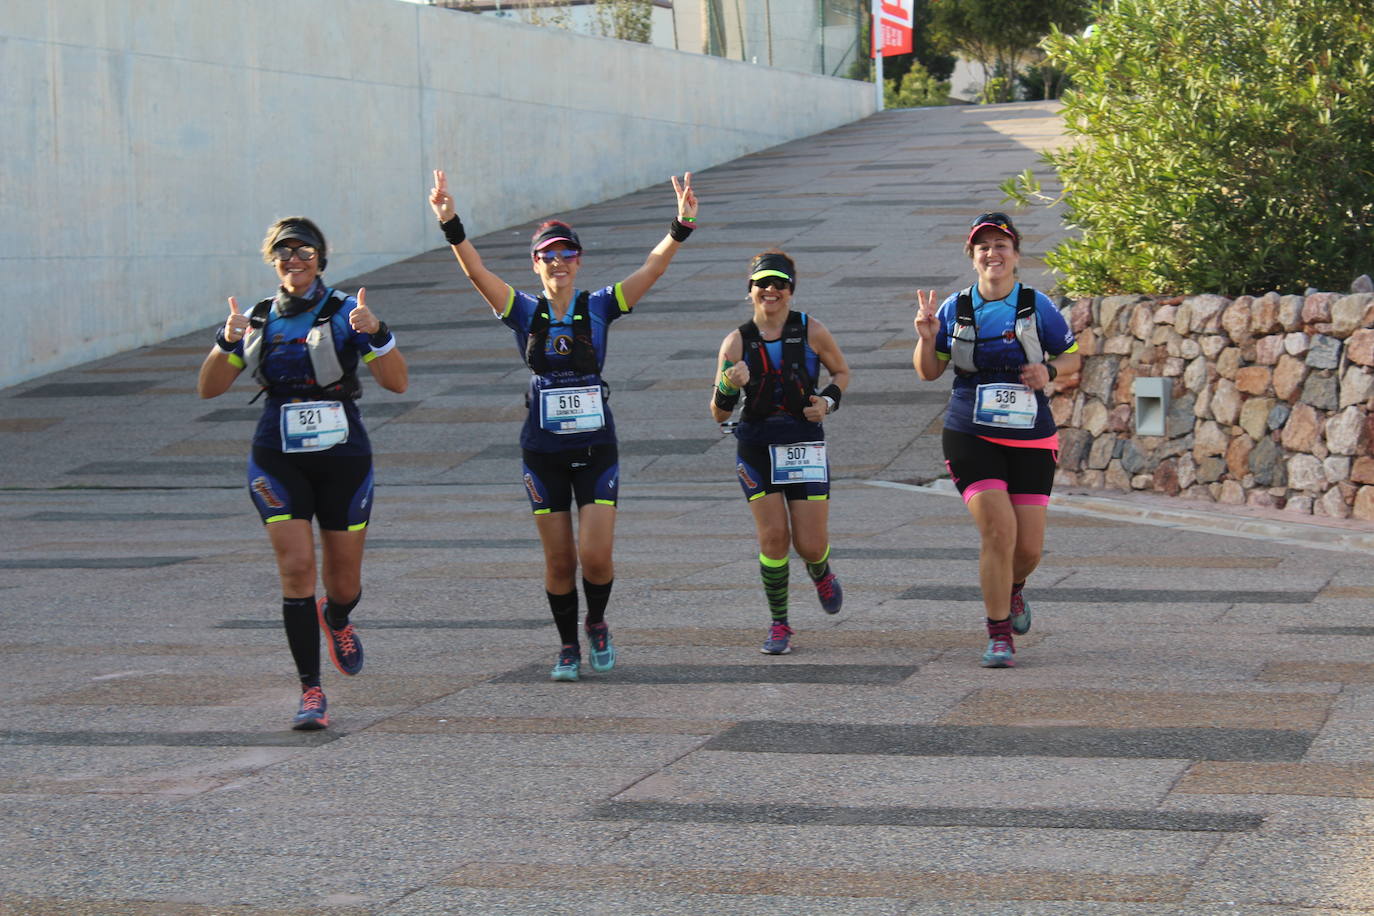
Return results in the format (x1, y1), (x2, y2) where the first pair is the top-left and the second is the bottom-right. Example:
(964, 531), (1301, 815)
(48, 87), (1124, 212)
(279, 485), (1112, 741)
(534, 249), (581, 263)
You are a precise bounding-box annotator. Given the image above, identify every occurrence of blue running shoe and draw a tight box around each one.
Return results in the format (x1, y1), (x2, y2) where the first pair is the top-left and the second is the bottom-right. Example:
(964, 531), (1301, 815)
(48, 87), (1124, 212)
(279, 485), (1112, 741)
(814, 571), (843, 615)
(318, 597), (364, 676)
(586, 621), (616, 673)
(981, 634), (1015, 668)
(291, 686), (328, 730)
(551, 646), (581, 681)
(761, 622), (793, 655)
(1009, 589), (1031, 635)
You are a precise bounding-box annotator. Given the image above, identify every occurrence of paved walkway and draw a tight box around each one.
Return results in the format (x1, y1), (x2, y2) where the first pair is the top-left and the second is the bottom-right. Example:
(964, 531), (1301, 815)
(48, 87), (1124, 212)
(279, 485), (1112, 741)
(3, 101), (1373, 914)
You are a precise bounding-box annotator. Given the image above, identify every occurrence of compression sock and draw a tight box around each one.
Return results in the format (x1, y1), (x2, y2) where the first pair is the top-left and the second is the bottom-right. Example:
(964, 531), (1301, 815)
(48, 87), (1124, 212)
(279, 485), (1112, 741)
(986, 617), (1013, 638)
(760, 554), (790, 624)
(323, 590), (360, 630)
(547, 589), (580, 648)
(1011, 580), (1025, 596)
(282, 596), (321, 688)
(804, 544), (833, 583)
(583, 578), (613, 628)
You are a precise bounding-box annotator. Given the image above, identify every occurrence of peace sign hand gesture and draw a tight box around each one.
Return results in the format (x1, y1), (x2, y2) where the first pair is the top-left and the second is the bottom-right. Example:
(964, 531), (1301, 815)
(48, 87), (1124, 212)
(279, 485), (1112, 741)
(914, 289), (941, 342)
(429, 169), (456, 223)
(671, 172), (698, 221)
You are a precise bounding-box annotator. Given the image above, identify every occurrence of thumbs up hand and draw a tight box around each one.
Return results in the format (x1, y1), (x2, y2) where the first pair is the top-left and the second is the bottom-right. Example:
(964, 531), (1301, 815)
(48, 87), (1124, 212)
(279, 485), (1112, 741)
(223, 297), (251, 343)
(348, 288), (381, 335)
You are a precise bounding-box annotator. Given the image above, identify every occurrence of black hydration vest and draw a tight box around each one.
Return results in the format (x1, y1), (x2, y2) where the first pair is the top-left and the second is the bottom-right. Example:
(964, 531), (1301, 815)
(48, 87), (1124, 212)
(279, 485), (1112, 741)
(524, 291), (599, 375)
(243, 288), (361, 400)
(739, 311), (815, 422)
(949, 285), (1044, 375)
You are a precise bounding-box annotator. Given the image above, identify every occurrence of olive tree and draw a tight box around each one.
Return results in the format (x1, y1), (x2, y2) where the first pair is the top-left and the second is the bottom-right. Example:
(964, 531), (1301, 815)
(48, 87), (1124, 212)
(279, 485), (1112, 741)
(1006, 0), (1374, 295)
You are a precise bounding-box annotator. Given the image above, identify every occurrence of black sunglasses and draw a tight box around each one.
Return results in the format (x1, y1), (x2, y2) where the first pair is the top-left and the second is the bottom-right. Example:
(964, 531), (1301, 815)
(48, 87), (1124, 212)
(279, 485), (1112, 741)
(752, 277), (793, 291)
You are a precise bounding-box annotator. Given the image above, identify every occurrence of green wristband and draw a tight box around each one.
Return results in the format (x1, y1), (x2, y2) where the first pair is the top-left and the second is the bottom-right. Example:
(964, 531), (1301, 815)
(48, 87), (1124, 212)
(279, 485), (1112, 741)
(717, 359), (740, 395)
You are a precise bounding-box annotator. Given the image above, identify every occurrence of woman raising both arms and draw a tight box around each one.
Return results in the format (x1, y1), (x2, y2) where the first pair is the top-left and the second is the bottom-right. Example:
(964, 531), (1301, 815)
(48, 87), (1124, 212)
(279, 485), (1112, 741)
(428, 168), (698, 681)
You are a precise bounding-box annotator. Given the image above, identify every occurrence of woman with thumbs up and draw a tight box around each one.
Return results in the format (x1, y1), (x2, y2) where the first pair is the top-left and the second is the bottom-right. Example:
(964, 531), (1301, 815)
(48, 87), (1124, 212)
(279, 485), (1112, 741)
(197, 217), (408, 730)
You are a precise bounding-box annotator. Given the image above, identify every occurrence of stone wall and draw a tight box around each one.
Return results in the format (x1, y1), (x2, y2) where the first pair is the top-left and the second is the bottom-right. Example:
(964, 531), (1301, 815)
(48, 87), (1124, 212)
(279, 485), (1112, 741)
(1050, 280), (1374, 521)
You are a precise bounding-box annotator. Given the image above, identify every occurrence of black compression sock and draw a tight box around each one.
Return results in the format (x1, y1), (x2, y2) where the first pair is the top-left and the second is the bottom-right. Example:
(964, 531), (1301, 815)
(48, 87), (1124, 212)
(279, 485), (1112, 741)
(547, 589), (580, 648)
(282, 596), (320, 688)
(583, 578), (613, 627)
(324, 590), (360, 629)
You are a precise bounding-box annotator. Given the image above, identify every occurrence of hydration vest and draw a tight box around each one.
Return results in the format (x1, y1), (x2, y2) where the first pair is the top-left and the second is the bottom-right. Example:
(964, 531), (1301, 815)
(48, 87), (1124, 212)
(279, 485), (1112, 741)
(524, 291), (598, 375)
(949, 285), (1044, 375)
(739, 311), (815, 422)
(243, 287), (360, 400)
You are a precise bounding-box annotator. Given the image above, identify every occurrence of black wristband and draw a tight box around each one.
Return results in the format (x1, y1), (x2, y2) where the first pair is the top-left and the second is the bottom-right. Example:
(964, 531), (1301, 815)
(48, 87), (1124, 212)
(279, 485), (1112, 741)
(1045, 362), (1058, 381)
(669, 218), (694, 243)
(819, 383), (842, 413)
(713, 388), (740, 412)
(440, 214), (466, 246)
(369, 321), (392, 348)
(215, 327), (240, 353)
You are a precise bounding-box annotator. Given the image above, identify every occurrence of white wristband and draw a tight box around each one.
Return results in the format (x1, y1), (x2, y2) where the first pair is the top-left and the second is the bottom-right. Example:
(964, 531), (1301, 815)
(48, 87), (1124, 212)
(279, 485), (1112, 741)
(368, 335), (397, 357)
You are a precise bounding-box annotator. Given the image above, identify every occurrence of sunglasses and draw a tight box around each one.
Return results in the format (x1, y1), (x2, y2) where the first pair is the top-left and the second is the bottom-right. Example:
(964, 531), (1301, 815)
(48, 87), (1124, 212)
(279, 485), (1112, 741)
(273, 245), (319, 262)
(533, 249), (582, 263)
(752, 277), (793, 291)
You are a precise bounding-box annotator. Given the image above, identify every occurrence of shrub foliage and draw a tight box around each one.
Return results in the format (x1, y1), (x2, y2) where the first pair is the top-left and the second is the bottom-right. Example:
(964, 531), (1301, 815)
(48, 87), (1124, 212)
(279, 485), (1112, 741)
(1006, 0), (1374, 296)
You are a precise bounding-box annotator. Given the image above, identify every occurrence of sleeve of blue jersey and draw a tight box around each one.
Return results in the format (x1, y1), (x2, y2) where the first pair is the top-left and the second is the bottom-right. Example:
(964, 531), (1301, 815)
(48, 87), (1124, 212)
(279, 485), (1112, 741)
(591, 283), (629, 318)
(933, 291), (959, 358)
(1034, 289), (1078, 357)
(500, 289), (538, 330)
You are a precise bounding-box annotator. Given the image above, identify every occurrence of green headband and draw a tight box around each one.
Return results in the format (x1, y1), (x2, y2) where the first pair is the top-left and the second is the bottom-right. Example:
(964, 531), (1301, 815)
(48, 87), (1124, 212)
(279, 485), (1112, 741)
(750, 269), (793, 282)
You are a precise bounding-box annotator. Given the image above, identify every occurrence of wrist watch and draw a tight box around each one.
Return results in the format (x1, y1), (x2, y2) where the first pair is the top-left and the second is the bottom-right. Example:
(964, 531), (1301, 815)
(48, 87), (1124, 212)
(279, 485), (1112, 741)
(822, 395), (836, 414)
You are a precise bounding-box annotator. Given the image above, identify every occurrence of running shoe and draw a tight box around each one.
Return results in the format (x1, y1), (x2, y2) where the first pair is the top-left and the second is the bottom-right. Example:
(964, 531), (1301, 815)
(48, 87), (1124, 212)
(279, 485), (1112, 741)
(586, 621), (616, 673)
(1009, 588), (1032, 635)
(814, 571), (843, 615)
(761, 622), (794, 655)
(318, 597), (364, 676)
(292, 686), (329, 730)
(981, 634), (1015, 668)
(551, 646), (581, 681)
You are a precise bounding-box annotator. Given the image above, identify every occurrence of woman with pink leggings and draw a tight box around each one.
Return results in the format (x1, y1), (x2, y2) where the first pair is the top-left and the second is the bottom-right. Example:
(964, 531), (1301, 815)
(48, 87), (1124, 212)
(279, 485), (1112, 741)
(912, 212), (1080, 668)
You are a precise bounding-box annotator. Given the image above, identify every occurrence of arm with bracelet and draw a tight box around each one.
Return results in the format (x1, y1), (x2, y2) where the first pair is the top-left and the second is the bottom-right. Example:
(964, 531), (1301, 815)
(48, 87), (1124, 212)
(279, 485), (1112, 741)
(710, 334), (748, 423)
(619, 171), (699, 310)
(429, 168), (512, 314)
(800, 318), (851, 423)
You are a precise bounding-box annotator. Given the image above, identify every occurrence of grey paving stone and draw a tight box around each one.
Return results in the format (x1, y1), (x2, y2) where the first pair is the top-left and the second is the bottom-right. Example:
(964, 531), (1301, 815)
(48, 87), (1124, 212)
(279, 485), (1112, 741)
(15, 381), (156, 398)
(0, 729), (342, 748)
(705, 722), (1313, 761)
(492, 663), (918, 685)
(897, 585), (1318, 604)
(215, 618), (548, 630)
(0, 557), (195, 569)
(592, 800), (1263, 832)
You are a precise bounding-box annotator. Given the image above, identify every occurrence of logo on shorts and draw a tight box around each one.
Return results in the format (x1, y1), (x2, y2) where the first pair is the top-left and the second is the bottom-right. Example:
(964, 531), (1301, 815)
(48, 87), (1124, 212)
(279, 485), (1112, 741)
(736, 464), (757, 490)
(523, 472), (543, 504)
(250, 476), (284, 509)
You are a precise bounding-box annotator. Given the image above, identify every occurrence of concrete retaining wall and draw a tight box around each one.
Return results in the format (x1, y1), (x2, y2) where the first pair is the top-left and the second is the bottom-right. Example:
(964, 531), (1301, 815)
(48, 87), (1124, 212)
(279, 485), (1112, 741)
(1, 0), (873, 388)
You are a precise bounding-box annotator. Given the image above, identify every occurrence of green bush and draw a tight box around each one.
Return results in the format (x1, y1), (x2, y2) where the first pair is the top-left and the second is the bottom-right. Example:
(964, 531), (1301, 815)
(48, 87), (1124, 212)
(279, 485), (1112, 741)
(884, 63), (950, 108)
(1004, 0), (1374, 296)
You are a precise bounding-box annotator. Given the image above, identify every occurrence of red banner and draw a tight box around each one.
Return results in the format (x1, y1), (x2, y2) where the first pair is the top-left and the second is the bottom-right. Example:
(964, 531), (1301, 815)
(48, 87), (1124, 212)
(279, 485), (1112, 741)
(872, 0), (914, 56)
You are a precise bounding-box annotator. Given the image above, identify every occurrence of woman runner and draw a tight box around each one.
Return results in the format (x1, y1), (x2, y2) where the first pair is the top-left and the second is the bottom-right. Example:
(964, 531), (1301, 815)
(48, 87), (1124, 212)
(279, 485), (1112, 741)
(428, 168), (698, 680)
